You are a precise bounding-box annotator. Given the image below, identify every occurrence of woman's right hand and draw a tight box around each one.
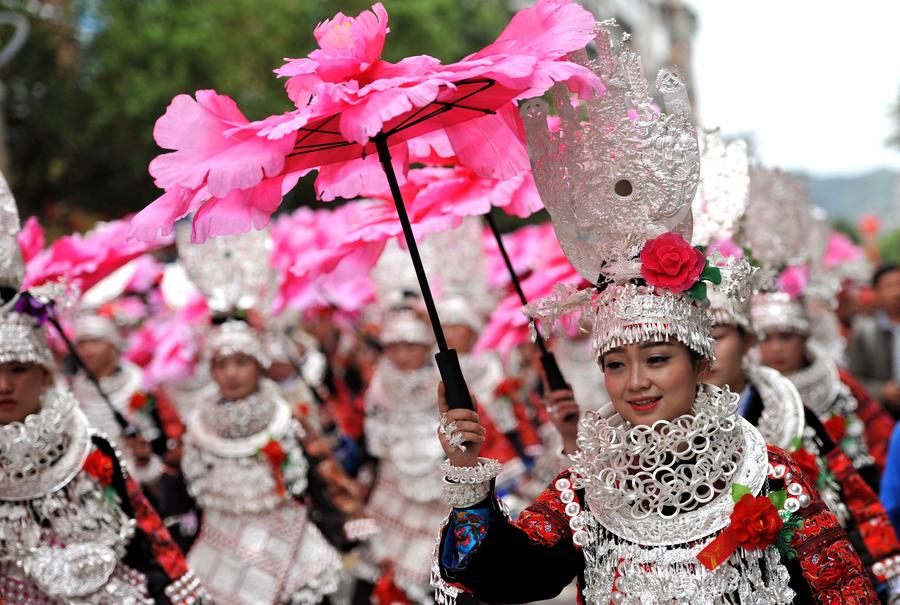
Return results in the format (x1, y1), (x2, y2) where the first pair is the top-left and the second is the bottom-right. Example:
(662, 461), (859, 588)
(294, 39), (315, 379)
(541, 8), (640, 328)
(437, 382), (484, 467)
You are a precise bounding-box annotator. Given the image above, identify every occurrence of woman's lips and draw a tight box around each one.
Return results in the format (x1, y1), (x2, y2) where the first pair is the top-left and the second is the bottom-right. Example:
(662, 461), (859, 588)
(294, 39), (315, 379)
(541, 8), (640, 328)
(627, 396), (661, 412)
(0, 399), (16, 408)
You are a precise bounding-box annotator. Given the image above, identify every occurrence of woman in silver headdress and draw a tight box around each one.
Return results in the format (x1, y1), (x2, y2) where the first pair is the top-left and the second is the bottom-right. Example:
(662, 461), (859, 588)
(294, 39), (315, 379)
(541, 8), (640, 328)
(0, 176), (206, 604)
(432, 26), (875, 604)
(361, 308), (450, 604)
(156, 229), (344, 605)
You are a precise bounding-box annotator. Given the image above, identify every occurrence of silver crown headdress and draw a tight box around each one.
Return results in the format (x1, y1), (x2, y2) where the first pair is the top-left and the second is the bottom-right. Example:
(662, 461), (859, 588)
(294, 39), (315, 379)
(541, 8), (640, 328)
(738, 167), (811, 283)
(521, 23), (720, 361)
(739, 168), (826, 338)
(687, 129), (756, 331)
(177, 225), (275, 366)
(380, 308), (433, 346)
(0, 173), (54, 369)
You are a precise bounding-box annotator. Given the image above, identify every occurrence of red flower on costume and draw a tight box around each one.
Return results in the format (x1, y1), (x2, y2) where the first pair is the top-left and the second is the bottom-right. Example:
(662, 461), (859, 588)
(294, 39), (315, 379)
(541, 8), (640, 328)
(823, 415), (847, 443)
(260, 439), (288, 497)
(697, 492), (784, 570)
(639, 232), (706, 293)
(730, 493), (784, 550)
(83, 449), (115, 486)
(790, 448), (820, 485)
(129, 391), (149, 412)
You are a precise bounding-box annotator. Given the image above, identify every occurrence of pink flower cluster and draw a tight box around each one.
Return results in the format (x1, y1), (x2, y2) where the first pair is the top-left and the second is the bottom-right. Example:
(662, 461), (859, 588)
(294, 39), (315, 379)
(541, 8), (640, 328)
(132, 0), (602, 243)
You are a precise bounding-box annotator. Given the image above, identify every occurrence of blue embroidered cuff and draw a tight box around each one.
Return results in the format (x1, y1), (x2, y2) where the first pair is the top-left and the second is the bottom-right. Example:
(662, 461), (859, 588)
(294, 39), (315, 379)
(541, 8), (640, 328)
(441, 508), (491, 571)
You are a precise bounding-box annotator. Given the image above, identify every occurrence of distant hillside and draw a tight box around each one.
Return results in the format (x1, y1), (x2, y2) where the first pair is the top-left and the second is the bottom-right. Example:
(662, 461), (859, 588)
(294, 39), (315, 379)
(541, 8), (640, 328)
(806, 169), (900, 230)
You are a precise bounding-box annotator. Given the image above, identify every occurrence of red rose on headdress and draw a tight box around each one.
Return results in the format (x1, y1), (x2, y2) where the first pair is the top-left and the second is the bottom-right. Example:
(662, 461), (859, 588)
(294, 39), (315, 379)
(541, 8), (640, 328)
(823, 415), (847, 443)
(790, 448), (820, 484)
(729, 493), (783, 550)
(639, 232), (706, 293)
(83, 449), (115, 486)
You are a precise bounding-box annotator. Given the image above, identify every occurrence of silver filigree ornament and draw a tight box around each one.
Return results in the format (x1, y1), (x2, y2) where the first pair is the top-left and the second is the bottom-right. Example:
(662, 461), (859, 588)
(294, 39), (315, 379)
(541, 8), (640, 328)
(519, 23), (718, 363)
(176, 223), (276, 315)
(738, 166), (811, 273)
(183, 379), (310, 515)
(690, 129), (750, 248)
(566, 385), (791, 604)
(706, 250), (760, 332)
(520, 23), (700, 284)
(570, 384), (765, 544)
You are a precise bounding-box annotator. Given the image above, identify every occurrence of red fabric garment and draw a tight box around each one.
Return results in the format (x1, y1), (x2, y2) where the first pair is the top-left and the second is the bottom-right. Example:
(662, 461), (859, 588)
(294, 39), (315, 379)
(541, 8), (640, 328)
(513, 469), (573, 547)
(329, 377), (366, 441)
(478, 403), (518, 465)
(768, 445), (879, 604)
(122, 466), (190, 580)
(825, 448), (900, 580)
(152, 388), (185, 441)
(371, 568), (412, 605)
(839, 368), (895, 473)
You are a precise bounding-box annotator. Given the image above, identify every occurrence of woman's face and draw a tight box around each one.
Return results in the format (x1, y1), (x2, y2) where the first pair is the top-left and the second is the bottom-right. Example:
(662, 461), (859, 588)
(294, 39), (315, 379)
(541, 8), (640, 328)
(707, 325), (753, 392)
(601, 340), (705, 426)
(211, 353), (263, 400)
(75, 337), (119, 378)
(758, 331), (807, 374)
(0, 362), (52, 425)
(384, 342), (430, 371)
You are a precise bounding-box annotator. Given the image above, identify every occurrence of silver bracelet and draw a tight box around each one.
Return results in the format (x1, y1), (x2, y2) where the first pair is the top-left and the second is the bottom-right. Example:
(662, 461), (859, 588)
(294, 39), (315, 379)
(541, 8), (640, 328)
(441, 457), (502, 484)
(442, 477), (492, 508)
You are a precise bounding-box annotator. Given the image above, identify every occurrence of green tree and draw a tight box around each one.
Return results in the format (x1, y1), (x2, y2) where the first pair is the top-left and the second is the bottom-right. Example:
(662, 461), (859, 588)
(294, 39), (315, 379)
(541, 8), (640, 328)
(2, 0), (512, 225)
(881, 228), (900, 264)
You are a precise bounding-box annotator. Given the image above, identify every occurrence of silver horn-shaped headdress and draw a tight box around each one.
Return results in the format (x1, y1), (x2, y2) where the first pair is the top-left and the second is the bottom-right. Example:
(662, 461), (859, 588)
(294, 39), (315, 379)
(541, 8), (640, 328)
(177, 225), (275, 366)
(521, 23), (736, 362)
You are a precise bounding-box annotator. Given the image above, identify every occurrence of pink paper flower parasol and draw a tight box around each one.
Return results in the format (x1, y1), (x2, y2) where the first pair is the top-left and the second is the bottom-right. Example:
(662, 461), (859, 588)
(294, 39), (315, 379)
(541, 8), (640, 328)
(25, 216), (173, 293)
(133, 0), (601, 409)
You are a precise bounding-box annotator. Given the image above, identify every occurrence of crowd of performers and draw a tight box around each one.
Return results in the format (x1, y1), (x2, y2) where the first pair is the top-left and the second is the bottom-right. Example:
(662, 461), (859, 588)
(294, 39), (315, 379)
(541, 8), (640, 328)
(5, 1), (900, 604)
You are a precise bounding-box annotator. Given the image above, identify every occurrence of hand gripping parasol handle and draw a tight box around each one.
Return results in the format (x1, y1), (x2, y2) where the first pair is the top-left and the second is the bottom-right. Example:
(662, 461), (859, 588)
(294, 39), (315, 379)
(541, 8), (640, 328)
(484, 212), (570, 393)
(373, 133), (474, 411)
(435, 349), (475, 411)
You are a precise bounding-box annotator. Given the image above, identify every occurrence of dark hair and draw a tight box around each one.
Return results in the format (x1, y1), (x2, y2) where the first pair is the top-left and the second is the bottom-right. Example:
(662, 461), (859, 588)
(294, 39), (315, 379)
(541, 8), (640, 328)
(873, 264), (900, 288)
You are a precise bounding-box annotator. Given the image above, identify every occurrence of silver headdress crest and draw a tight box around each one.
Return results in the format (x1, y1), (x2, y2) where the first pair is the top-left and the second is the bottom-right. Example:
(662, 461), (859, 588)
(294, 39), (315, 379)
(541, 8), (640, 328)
(0, 173), (54, 368)
(177, 225), (275, 366)
(738, 167), (811, 282)
(687, 129), (756, 331)
(521, 23), (722, 361)
(691, 129), (750, 248)
(739, 168), (822, 338)
(521, 25), (698, 283)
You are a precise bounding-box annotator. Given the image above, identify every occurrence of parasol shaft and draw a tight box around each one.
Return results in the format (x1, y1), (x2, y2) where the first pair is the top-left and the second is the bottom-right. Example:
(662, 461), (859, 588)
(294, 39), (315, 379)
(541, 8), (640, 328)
(373, 133), (474, 411)
(47, 315), (137, 435)
(484, 212), (569, 392)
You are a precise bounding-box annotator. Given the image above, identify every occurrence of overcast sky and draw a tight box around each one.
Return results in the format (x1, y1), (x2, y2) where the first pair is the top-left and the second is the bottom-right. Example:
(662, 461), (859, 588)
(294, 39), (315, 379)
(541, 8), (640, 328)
(686, 1), (900, 176)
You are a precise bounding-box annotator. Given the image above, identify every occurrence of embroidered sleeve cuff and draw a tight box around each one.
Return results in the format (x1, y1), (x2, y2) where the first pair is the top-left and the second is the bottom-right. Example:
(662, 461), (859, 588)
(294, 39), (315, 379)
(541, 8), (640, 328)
(440, 508), (492, 572)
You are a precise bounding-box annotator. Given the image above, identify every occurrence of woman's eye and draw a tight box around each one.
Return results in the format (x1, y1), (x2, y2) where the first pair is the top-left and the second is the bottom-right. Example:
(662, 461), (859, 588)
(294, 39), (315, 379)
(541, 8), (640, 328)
(647, 355), (670, 365)
(10, 365), (28, 374)
(605, 360), (625, 370)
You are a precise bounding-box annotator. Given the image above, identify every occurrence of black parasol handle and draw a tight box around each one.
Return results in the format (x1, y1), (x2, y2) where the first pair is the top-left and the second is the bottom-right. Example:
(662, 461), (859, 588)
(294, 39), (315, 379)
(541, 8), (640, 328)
(435, 349), (475, 411)
(484, 212), (570, 392)
(373, 133), (474, 411)
(47, 314), (137, 436)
